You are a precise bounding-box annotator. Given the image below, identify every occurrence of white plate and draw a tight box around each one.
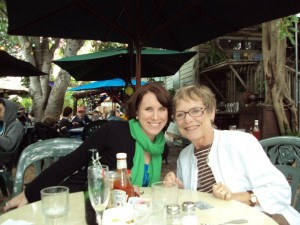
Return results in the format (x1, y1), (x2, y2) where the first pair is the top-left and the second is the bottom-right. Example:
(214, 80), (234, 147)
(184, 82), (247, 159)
(102, 206), (134, 225)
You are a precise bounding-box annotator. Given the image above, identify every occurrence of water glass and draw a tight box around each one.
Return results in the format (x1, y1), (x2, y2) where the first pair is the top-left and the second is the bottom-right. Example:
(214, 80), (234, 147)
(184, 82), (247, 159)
(134, 200), (166, 225)
(41, 186), (69, 225)
(151, 181), (178, 207)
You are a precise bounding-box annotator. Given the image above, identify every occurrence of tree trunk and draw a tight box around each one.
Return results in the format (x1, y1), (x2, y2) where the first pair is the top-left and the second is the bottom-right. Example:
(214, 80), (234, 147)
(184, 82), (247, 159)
(19, 37), (84, 121)
(262, 19), (298, 135)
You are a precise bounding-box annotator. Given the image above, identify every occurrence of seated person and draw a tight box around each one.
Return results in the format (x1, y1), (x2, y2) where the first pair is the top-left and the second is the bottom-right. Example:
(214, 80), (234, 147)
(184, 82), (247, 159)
(17, 107), (30, 126)
(164, 85), (300, 225)
(28, 111), (36, 125)
(91, 110), (103, 121)
(107, 109), (125, 121)
(0, 98), (24, 167)
(58, 106), (74, 136)
(71, 106), (91, 128)
(33, 116), (61, 141)
(4, 82), (172, 212)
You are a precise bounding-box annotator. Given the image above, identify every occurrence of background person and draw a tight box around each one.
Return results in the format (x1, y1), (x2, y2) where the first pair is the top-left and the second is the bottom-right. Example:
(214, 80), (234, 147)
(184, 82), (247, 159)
(107, 109), (125, 121)
(164, 85), (299, 225)
(0, 98), (24, 167)
(4, 82), (172, 211)
(58, 106), (74, 136)
(16, 107), (30, 126)
(71, 106), (91, 128)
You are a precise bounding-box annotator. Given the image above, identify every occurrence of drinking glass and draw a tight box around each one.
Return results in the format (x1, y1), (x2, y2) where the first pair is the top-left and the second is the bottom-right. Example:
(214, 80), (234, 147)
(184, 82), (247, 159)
(41, 186), (69, 225)
(88, 165), (110, 224)
(151, 181), (178, 207)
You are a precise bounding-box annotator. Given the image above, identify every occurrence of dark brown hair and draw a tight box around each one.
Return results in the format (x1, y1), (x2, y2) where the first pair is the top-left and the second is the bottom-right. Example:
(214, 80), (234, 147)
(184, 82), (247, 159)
(62, 106), (73, 117)
(42, 116), (58, 128)
(126, 82), (173, 121)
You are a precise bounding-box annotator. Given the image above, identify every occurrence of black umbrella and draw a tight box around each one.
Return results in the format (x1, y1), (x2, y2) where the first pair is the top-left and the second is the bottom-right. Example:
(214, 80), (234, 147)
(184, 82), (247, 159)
(5, 0), (300, 85)
(0, 50), (47, 77)
(52, 47), (197, 81)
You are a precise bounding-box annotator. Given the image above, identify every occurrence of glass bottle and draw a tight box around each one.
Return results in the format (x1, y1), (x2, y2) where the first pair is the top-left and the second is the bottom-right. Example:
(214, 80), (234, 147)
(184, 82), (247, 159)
(252, 120), (260, 140)
(84, 149), (100, 225)
(113, 153), (134, 207)
(181, 201), (198, 225)
(166, 203), (181, 225)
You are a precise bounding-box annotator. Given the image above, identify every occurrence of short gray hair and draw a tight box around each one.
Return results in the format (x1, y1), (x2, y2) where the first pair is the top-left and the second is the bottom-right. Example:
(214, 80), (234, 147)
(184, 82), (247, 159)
(173, 85), (216, 114)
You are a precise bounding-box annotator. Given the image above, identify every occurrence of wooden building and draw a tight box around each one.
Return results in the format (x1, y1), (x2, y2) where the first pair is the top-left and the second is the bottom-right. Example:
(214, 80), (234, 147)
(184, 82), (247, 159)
(165, 27), (298, 138)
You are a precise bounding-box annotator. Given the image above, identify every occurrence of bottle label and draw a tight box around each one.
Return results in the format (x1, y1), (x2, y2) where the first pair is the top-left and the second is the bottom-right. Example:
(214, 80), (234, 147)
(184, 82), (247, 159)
(117, 159), (127, 169)
(112, 189), (128, 207)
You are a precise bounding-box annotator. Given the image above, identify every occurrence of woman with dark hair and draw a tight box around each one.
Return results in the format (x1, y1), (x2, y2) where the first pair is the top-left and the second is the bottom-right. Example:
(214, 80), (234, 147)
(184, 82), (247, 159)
(4, 82), (172, 210)
(58, 106), (74, 136)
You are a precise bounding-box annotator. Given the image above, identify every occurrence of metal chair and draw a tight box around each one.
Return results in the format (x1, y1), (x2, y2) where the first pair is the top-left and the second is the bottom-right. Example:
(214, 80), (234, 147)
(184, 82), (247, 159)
(81, 120), (108, 141)
(11, 138), (82, 197)
(0, 128), (25, 197)
(260, 136), (300, 212)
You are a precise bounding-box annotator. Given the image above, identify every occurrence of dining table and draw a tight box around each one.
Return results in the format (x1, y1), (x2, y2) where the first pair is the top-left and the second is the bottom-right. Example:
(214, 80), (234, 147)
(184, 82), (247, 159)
(68, 127), (84, 139)
(0, 188), (278, 225)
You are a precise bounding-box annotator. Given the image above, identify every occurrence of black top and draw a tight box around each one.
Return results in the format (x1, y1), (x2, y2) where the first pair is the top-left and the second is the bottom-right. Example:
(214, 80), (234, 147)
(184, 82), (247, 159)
(25, 120), (167, 203)
(58, 117), (73, 134)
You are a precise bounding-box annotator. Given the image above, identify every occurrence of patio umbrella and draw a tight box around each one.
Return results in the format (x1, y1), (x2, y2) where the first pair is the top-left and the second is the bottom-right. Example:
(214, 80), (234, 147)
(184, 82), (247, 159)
(5, 0), (300, 86)
(52, 48), (197, 81)
(68, 78), (147, 91)
(0, 50), (47, 77)
(0, 78), (29, 95)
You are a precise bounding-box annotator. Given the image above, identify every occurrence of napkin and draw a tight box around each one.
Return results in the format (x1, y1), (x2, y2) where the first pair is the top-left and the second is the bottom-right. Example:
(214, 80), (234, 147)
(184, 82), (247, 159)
(0, 219), (34, 225)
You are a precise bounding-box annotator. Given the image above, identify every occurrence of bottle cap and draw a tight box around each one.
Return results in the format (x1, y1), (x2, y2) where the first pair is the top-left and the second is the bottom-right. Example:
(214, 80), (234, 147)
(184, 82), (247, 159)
(182, 201), (195, 212)
(166, 204), (180, 215)
(116, 153), (127, 159)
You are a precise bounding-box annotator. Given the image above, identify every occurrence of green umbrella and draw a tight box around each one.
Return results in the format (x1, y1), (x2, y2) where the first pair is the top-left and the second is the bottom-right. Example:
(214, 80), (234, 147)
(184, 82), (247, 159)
(52, 48), (196, 81)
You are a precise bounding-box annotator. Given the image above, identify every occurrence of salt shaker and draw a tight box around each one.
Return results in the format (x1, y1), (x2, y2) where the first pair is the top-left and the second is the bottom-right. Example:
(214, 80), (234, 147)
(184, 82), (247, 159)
(166, 204), (181, 225)
(181, 201), (198, 225)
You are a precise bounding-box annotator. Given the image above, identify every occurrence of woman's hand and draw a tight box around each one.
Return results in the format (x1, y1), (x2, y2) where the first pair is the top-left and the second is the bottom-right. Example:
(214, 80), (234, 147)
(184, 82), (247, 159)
(2, 191), (28, 212)
(212, 182), (232, 200)
(164, 171), (184, 189)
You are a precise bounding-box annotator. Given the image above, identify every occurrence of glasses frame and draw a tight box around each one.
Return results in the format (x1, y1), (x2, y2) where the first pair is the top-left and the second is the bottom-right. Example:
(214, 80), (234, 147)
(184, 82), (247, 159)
(174, 107), (206, 120)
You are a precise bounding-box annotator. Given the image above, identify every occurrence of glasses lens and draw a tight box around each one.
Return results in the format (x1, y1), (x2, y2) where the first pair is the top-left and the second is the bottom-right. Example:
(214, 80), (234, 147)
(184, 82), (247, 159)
(190, 107), (203, 117)
(175, 112), (184, 120)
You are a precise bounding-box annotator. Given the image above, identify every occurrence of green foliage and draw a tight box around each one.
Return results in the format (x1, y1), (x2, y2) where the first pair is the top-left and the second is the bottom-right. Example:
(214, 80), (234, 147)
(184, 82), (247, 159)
(21, 97), (32, 111)
(0, 6), (20, 55)
(63, 91), (74, 108)
(91, 41), (127, 51)
(199, 42), (230, 70)
(277, 15), (299, 45)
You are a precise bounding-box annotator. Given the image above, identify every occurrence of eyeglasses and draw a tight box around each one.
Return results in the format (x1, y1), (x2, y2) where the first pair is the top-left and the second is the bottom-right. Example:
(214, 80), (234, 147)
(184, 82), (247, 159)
(174, 107), (206, 120)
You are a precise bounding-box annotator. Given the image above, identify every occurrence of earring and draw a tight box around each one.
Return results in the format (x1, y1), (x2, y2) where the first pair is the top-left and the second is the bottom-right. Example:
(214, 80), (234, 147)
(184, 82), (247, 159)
(136, 116), (138, 120)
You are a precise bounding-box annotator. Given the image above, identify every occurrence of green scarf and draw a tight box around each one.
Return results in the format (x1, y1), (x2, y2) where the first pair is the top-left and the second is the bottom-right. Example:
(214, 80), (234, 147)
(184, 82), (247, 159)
(129, 119), (165, 186)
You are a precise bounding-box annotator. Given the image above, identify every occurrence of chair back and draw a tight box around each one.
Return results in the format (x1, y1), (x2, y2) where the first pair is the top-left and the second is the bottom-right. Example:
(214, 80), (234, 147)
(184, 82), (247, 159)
(11, 138), (82, 197)
(33, 122), (61, 141)
(260, 136), (300, 212)
(81, 120), (108, 141)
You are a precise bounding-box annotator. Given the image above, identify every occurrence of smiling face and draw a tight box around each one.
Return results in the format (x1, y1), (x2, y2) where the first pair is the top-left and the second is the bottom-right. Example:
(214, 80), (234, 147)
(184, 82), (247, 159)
(136, 91), (168, 141)
(175, 97), (215, 148)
